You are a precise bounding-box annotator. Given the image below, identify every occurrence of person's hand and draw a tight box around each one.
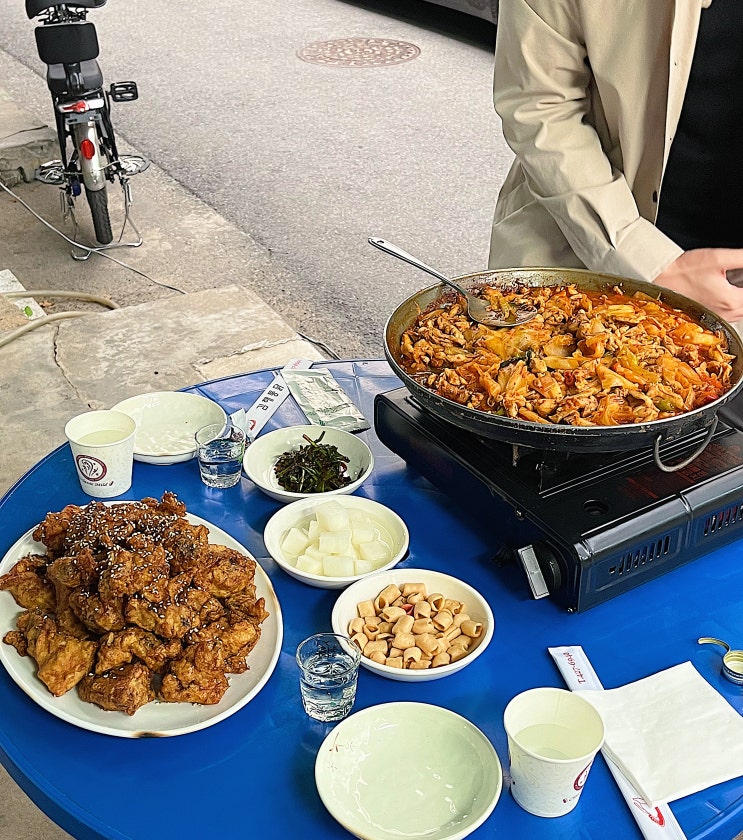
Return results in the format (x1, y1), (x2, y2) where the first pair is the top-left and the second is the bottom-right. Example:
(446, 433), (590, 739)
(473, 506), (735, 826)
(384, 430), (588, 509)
(653, 248), (743, 322)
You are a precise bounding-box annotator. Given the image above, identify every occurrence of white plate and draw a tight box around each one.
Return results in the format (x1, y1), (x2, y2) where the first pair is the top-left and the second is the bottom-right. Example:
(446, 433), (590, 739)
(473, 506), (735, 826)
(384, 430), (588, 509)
(331, 569), (494, 681)
(0, 514), (282, 737)
(315, 702), (502, 840)
(112, 392), (227, 464)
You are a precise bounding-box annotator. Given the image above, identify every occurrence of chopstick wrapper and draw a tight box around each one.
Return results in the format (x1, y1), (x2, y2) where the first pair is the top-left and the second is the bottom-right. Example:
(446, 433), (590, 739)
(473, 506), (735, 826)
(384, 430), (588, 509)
(560, 651), (743, 807)
(550, 646), (686, 838)
(238, 359), (314, 441)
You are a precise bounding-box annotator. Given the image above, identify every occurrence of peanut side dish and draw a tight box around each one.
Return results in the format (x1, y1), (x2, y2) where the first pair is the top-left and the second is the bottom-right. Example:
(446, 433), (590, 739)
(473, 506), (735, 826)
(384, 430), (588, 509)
(0, 493), (268, 715)
(398, 284), (735, 426)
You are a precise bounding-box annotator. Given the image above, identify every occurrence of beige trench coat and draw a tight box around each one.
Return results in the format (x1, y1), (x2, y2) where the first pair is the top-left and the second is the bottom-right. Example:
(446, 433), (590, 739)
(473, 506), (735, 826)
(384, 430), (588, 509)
(489, 0), (713, 281)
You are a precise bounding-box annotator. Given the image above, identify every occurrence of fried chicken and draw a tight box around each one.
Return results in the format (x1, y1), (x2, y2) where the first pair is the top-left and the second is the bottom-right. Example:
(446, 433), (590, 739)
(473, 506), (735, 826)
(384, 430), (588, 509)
(159, 641), (229, 705)
(68, 588), (126, 634)
(1, 493), (269, 715)
(192, 544), (257, 599)
(125, 574), (224, 639)
(98, 545), (169, 601)
(78, 662), (156, 715)
(187, 612), (262, 674)
(0, 554), (55, 612)
(31, 504), (82, 557)
(225, 593), (268, 624)
(8, 609), (97, 696)
(95, 627), (182, 674)
(162, 520), (210, 575)
(46, 548), (100, 590)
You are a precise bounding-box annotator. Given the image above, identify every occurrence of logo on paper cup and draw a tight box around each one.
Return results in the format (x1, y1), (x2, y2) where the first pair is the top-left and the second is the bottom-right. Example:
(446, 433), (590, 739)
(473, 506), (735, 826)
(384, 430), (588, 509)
(76, 454), (108, 482)
(573, 762), (592, 791)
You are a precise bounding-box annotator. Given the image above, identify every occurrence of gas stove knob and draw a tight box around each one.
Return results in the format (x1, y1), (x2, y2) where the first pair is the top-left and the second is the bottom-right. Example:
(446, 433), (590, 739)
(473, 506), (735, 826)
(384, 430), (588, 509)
(517, 543), (563, 599)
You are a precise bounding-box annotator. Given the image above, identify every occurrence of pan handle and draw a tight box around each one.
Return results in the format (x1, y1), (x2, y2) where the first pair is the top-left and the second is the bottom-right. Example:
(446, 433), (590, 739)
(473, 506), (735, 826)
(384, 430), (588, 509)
(653, 416), (718, 473)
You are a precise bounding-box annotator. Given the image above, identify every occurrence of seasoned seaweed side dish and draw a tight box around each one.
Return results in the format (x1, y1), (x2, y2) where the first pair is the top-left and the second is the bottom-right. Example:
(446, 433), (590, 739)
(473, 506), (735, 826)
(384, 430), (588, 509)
(273, 432), (361, 493)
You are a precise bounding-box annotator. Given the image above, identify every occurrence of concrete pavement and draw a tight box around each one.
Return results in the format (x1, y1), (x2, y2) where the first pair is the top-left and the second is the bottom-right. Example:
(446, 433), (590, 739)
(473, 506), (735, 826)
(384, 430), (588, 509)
(0, 91), (327, 496)
(0, 87), (325, 840)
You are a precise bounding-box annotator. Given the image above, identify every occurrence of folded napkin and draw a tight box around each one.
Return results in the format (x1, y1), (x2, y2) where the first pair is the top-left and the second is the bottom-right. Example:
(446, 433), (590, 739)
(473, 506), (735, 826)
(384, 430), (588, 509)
(580, 661), (743, 806)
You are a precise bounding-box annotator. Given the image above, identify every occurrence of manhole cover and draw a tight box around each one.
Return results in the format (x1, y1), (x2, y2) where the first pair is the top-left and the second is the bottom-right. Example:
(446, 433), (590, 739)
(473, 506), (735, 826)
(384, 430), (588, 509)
(297, 37), (420, 67)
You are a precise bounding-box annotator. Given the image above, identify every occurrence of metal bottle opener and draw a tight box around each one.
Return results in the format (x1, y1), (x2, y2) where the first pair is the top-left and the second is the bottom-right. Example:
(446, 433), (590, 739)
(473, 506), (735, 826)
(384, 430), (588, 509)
(698, 637), (743, 685)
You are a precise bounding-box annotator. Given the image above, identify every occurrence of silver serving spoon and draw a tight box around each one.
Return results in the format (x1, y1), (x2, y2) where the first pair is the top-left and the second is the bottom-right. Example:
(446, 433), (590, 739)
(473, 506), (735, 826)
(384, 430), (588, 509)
(369, 237), (537, 327)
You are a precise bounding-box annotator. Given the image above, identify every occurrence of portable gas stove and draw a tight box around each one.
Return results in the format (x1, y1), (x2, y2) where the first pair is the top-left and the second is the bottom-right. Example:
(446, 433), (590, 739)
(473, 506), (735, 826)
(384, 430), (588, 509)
(374, 387), (743, 612)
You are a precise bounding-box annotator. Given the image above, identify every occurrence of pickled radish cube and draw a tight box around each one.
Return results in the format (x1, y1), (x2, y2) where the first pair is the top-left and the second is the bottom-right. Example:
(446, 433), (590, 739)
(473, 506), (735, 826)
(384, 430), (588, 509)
(353, 558), (377, 576)
(322, 555), (355, 577)
(348, 510), (370, 525)
(319, 529), (352, 555)
(358, 541), (391, 564)
(281, 527), (309, 556)
(303, 544), (324, 562)
(295, 555), (323, 575)
(351, 523), (376, 545)
(315, 501), (350, 532)
(333, 540), (358, 560)
(307, 519), (320, 541)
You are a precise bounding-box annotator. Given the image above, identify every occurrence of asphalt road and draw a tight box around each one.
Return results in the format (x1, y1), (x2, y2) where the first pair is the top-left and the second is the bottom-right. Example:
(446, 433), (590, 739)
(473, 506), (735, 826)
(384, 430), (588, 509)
(0, 0), (513, 358)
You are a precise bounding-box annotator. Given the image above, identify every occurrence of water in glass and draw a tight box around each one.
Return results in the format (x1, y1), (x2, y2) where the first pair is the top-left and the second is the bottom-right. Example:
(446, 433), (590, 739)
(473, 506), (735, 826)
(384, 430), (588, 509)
(299, 649), (359, 721)
(296, 633), (360, 722)
(198, 438), (243, 488)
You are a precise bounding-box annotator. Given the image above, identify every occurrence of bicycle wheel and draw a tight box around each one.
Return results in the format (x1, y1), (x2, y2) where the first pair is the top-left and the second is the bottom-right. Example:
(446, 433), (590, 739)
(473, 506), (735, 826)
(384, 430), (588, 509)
(85, 186), (113, 245)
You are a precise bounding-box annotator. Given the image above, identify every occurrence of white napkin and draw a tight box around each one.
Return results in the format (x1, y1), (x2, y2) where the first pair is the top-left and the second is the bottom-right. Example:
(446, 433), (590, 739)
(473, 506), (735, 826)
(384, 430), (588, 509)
(580, 661), (743, 806)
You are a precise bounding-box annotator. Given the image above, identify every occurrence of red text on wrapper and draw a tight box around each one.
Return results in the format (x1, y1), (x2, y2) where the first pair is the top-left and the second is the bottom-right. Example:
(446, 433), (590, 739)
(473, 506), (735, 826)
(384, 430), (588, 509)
(632, 798), (666, 826)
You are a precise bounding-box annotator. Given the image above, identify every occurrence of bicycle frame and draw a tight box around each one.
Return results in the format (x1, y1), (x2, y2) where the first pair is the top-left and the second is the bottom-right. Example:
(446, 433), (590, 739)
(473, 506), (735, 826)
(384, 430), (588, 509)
(26, 0), (147, 251)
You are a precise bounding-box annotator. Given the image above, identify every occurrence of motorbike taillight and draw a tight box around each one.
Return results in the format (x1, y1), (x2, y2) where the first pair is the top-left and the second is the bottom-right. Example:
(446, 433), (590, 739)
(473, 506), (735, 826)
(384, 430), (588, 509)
(61, 101), (89, 113)
(80, 138), (96, 159)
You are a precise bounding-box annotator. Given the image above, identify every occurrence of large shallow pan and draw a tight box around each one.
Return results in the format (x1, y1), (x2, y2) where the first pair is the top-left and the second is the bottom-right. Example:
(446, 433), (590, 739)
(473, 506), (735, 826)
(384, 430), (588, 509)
(384, 267), (743, 456)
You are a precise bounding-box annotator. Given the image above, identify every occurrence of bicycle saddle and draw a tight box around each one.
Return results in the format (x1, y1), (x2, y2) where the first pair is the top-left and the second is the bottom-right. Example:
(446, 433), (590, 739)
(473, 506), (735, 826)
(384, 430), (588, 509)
(26, 0), (106, 19)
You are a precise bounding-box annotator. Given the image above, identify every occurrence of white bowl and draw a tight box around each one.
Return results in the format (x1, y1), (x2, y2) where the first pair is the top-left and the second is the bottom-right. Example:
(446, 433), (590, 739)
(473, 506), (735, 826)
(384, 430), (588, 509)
(331, 568), (494, 681)
(243, 425), (373, 503)
(315, 702), (502, 840)
(263, 495), (409, 589)
(112, 392), (226, 464)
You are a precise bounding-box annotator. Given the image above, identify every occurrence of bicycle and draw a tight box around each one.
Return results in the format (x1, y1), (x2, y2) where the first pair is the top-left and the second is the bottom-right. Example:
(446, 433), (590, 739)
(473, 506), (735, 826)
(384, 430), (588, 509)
(26, 0), (148, 251)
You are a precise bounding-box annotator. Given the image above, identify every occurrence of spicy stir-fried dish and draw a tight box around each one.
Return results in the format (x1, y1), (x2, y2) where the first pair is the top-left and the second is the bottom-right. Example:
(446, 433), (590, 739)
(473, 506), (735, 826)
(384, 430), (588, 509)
(398, 284), (735, 426)
(0, 493), (269, 715)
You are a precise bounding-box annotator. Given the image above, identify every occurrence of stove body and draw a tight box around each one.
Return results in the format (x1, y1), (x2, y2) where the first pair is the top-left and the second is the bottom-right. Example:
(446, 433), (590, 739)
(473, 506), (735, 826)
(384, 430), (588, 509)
(374, 388), (743, 612)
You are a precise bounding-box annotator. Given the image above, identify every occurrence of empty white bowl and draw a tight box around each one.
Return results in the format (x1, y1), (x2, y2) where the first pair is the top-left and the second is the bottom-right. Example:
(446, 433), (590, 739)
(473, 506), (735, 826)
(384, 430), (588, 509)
(263, 495), (409, 589)
(331, 568), (494, 681)
(243, 425), (373, 503)
(315, 702), (502, 840)
(111, 392), (226, 464)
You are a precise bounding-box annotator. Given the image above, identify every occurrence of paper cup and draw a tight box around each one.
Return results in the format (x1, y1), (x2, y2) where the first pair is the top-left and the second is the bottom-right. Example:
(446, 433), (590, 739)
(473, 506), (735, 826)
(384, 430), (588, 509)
(503, 687), (605, 817)
(64, 410), (137, 498)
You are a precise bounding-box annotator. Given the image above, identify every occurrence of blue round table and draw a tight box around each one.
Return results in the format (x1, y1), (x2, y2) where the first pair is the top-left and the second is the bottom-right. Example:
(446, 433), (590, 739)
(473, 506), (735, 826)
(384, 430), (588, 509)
(0, 360), (741, 840)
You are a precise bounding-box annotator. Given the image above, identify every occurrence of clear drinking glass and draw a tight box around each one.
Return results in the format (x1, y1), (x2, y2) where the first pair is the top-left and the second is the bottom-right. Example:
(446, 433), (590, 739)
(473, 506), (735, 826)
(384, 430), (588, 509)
(195, 422), (246, 488)
(296, 633), (361, 722)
